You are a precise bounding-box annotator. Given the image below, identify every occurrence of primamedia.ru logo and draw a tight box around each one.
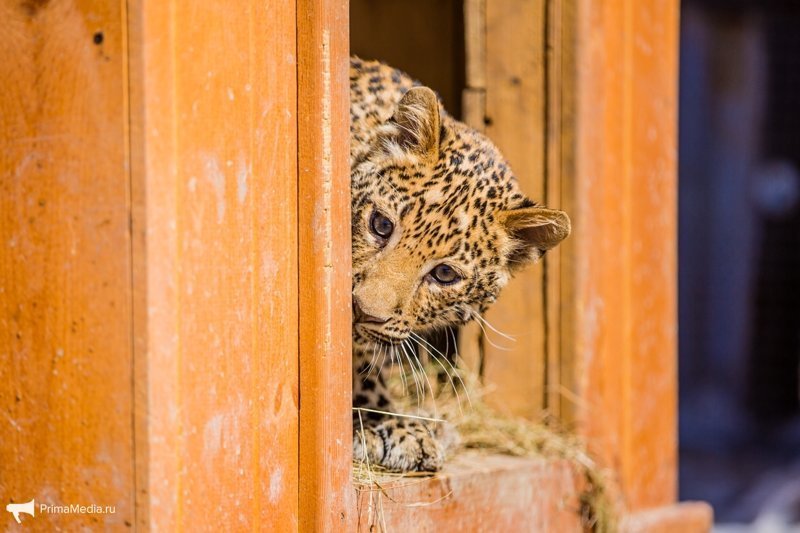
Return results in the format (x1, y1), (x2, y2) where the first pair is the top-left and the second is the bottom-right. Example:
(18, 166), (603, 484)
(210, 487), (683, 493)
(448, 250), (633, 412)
(6, 499), (116, 524)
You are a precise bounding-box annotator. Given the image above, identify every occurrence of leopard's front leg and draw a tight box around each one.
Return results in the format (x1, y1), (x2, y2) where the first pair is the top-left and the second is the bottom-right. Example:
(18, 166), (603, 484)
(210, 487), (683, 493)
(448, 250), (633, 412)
(352, 341), (445, 472)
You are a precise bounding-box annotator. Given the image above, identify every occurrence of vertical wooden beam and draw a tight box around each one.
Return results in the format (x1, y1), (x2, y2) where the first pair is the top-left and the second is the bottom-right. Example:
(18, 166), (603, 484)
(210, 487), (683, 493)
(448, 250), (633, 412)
(297, 0), (354, 530)
(479, 0), (549, 418)
(460, 0), (487, 377)
(572, 0), (680, 510)
(128, 1), (176, 526)
(545, 0), (578, 420)
(129, 0), (300, 528)
(462, 0), (487, 134)
(0, 0), (133, 528)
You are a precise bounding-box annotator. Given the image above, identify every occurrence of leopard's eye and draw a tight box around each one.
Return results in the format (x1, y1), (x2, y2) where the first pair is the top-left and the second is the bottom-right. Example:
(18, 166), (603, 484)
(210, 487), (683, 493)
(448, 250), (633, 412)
(369, 211), (394, 240)
(429, 264), (461, 285)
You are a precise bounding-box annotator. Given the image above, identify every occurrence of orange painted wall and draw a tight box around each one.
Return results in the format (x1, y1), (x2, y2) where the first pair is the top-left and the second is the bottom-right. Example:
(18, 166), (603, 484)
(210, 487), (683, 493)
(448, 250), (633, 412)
(2, 0), (311, 529)
(0, 0), (134, 528)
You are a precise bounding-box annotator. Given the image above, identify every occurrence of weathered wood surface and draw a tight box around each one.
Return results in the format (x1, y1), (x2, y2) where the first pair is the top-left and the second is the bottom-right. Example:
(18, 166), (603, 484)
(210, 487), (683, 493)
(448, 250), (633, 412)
(1, 0), (684, 527)
(0, 0), (133, 528)
(357, 453), (585, 532)
(297, 0), (355, 530)
(129, 0), (301, 529)
(572, 0), (680, 510)
(480, 0), (549, 420)
(545, 0), (578, 420)
(461, 0), (682, 515)
(460, 0), (551, 420)
(623, 501), (713, 533)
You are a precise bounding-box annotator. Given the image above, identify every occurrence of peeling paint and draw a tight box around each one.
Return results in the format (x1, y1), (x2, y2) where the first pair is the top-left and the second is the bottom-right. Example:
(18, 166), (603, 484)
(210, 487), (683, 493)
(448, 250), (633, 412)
(202, 155), (226, 223)
(262, 250), (278, 286)
(203, 414), (224, 456)
(269, 467), (284, 503)
(318, 29), (333, 355)
(237, 155), (248, 205)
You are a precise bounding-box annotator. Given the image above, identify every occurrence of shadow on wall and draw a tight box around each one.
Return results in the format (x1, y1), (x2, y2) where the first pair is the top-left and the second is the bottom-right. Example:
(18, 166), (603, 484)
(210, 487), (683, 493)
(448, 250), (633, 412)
(350, 0), (465, 118)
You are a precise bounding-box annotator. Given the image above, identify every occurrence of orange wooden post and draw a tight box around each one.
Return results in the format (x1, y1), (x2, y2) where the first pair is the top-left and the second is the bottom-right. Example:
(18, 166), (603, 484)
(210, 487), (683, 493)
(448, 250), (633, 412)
(297, 0), (355, 530)
(129, 0), (301, 529)
(0, 1), (134, 528)
(129, 0), (302, 529)
(571, 0), (681, 512)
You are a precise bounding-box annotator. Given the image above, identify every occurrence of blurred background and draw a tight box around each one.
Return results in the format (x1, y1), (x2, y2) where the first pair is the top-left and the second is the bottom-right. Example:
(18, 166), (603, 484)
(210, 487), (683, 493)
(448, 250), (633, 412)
(679, 0), (800, 529)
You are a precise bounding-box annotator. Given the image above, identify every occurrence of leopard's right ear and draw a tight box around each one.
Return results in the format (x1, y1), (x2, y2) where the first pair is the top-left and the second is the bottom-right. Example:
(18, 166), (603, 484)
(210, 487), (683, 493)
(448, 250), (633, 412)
(382, 87), (441, 161)
(498, 206), (571, 269)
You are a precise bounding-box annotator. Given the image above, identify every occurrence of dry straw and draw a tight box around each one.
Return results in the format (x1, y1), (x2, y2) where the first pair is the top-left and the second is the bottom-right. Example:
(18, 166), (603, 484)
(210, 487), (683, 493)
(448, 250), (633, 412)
(353, 361), (618, 532)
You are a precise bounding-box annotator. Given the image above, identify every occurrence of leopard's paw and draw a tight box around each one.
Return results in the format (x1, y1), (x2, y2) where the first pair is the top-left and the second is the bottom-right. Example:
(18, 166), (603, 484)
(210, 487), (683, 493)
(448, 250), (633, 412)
(354, 419), (445, 472)
(353, 425), (385, 465)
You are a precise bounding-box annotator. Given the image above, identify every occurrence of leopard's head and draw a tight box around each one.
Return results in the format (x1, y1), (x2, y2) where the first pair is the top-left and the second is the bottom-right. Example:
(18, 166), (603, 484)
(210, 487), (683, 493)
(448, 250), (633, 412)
(351, 87), (570, 344)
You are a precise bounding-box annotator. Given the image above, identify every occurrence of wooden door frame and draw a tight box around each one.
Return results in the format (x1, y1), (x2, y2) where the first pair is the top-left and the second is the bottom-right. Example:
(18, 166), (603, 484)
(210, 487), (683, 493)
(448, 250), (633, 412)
(350, 0), (710, 528)
(129, 0), (307, 528)
(0, 0), (708, 528)
(570, 0), (681, 510)
(462, 0), (685, 513)
(297, 0), (354, 530)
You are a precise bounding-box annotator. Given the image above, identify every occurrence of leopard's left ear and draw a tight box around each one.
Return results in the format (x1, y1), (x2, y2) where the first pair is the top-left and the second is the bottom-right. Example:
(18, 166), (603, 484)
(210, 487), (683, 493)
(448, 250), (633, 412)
(498, 206), (571, 267)
(385, 87), (441, 160)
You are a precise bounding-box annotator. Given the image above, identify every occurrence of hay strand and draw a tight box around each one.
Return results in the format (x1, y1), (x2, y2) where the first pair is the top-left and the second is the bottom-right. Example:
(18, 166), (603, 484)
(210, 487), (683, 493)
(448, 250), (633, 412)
(353, 361), (619, 532)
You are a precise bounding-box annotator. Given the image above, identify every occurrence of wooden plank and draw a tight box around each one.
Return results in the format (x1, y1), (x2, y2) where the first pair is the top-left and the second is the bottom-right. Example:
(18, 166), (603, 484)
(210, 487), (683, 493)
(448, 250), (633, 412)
(625, 0), (680, 508)
(464, 0), (487, 90)
(459, 0), (487, 376)
(622, 502), (713, 533)
(296, 0), (355, 530)
(461, 88), (486, 134)
(572, 0), (680, 510)
(0, 0), (133, 528)
(480, 0), (548, 418)
(129, 0), (300, 528)
(545, 0), (579, 420)
(356, 454), (585, 532)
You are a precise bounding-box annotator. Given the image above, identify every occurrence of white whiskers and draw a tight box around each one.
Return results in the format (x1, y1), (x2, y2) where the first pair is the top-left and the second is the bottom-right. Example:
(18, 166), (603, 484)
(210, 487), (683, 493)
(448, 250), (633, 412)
(409, 331), (471, 413)
(465, 307), (514, 351)
(471, 310), (517, 342)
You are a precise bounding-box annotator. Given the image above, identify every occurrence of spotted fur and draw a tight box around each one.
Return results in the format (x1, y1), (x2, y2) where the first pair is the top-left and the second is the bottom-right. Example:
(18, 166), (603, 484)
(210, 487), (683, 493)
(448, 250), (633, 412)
(350, 57), (570, 472)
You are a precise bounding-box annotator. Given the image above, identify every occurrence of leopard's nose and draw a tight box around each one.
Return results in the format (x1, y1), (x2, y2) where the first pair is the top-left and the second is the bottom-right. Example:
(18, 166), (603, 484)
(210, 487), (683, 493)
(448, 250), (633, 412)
(353, 298), (390, 324)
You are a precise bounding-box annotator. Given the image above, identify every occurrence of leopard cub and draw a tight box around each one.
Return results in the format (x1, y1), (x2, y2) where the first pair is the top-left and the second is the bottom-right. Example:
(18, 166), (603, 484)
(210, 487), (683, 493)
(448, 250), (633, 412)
(350, 57), (570, 472)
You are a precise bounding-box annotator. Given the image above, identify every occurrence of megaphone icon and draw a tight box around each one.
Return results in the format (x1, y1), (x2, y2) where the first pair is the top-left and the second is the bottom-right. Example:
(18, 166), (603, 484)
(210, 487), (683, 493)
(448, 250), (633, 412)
(6, 499), (35, 524)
